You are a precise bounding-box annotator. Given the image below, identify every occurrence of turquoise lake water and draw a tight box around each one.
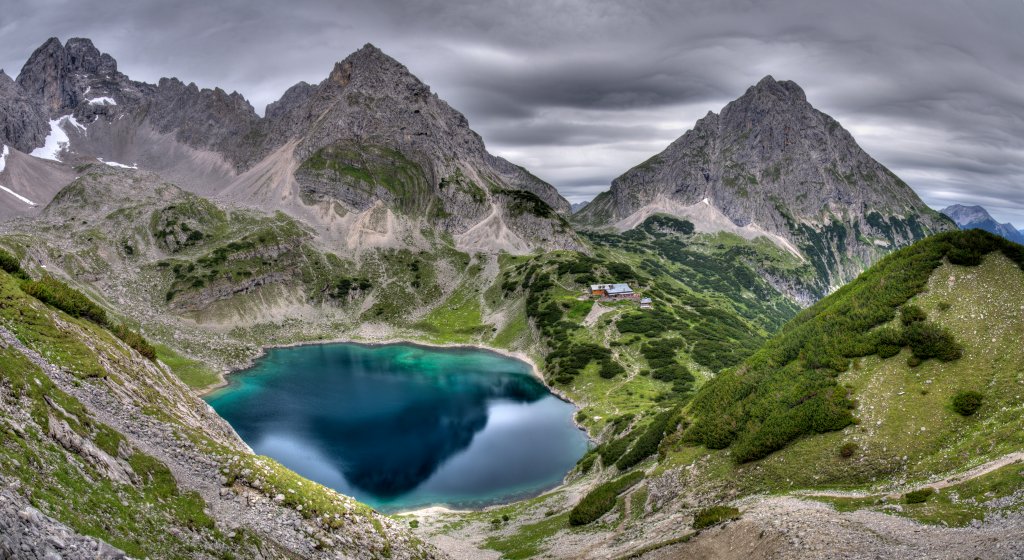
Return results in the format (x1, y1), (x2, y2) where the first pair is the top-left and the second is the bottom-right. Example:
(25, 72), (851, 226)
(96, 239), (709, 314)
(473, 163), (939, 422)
(205, 342), (590, 512)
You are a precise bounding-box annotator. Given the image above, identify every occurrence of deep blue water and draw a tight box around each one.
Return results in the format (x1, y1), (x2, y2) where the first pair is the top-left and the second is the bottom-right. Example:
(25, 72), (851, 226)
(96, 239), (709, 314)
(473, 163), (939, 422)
(205, 342), (589, 512)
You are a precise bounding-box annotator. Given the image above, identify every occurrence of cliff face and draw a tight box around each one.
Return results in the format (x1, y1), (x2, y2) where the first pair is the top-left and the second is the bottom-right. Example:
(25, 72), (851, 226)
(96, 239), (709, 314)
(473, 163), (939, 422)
(577, 76), (954, 288)
(0, 70), (49, 153)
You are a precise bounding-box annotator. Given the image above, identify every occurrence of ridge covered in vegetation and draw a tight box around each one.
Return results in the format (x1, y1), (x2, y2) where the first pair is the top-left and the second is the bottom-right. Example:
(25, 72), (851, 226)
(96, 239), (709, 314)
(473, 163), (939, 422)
(686, 230), (1024, 463)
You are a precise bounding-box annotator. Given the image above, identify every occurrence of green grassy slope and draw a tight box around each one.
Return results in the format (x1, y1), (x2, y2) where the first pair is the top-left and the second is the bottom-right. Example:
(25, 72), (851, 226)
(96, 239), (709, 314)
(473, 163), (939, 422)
(684, 230), (1022, 464)
(488, 215), (804, 434)
(728, 247), (1024, 491)
(468, 231), (1024, 558)
(0, 259), (434, 558)
(0, 268), (268, 557)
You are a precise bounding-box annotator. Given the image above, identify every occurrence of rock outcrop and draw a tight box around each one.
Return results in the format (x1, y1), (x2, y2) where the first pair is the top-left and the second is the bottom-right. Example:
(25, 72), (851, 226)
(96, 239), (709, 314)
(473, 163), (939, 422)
(0, 70), (49, 152)
(576, 75), (954, 288)
(146, 77), (261, 165)
(0, 486), (129, 560)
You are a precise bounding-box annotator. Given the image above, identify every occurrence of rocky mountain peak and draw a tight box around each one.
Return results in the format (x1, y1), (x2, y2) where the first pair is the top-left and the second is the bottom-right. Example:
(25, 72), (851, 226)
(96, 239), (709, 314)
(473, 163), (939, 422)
(576, 75), (953, 293)
(326, 43), (429, 100)
(238, 43), (575, 249)
(722, 74), (809, 124)
(17, 37), (70, 113)
(64, 37), (118, 76)
(346, 43), (395, 70)
(0, 70), (18, 93)
(749, 74), (805, 98)
(30, 37), (63, 59)
(941, 204), (991, 224)
(16, 36), (124, 116)
(265, 81), (314, 119)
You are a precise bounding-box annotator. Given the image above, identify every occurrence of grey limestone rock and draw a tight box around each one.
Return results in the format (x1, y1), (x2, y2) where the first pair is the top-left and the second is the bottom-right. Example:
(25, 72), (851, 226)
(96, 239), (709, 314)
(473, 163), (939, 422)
(0, 69), (49, 152)
(10, 38), (577, 251)
(16, 37), (128, 117)
(577, 75), (954, 286)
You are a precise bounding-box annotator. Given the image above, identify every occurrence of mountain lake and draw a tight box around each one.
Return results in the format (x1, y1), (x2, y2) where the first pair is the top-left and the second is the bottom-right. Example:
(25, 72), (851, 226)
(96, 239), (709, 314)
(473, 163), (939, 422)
(205, 342), (590, 512)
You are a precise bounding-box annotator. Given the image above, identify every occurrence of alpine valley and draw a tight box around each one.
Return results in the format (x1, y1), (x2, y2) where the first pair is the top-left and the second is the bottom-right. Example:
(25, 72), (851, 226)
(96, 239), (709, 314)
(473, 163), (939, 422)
(1, 36), (1023, 560)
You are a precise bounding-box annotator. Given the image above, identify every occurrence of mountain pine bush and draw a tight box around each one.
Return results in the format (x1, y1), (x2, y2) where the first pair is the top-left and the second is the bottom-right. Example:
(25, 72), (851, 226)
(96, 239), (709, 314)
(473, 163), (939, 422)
(616, 409), (677, 470)
(0, 248), (24, 277)
(904, 487), (935, 504)
(22, 276), (109, 325)
(951, 390), (984, 416)
(568, 471), (644, 526)
(692, 505), (740, 530)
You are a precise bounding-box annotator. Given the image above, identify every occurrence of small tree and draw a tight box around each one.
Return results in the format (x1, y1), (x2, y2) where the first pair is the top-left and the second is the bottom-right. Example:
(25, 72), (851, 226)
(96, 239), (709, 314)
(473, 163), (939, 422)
(951, 390), (983, 416)
(900, 304), (927, 325)
(904, 487), (935, 504)
(839, 442), (858, 458)
(692, 506), (740, 530)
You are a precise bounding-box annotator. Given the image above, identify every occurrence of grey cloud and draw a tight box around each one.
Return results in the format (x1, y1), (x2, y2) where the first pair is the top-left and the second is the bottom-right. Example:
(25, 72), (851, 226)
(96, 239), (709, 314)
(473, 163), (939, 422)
(0, 0), (1022, 224)
(479, 120), (674, 148)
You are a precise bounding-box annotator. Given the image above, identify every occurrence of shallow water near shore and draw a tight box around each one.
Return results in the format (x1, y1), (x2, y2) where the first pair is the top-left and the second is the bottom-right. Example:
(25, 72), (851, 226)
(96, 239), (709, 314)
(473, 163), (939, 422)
(205, 342), (589, 512)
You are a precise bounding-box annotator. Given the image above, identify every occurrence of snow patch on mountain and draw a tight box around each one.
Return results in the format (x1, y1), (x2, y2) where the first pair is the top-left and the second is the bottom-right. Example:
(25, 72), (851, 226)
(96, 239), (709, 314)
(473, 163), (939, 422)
(30, 116), (86, 162)
(0, 185), (37, 206)
(0, 147), (37, 205)
(88, 96), (116, 106)
(97, 158), (137, 169)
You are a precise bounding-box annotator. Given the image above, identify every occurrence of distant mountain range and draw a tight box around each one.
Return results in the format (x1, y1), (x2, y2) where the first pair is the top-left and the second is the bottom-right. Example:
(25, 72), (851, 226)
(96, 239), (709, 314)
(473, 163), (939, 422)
(941, 204), (1024, 244)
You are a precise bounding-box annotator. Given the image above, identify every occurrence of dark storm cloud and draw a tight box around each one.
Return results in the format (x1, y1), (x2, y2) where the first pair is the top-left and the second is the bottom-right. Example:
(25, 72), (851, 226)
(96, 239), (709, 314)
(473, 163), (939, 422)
(483, 120), (670, 147)
(1, 0), (1022, 222)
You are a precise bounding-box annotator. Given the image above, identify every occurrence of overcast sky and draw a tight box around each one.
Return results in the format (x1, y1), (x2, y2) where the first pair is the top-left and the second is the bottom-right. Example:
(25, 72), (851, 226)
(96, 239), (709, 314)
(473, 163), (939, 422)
(2, 0), (1022, 224)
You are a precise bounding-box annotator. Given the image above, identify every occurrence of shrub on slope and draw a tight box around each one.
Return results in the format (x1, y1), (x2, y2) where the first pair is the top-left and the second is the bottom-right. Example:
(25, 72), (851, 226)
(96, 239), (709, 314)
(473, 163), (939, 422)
(568, 471), (644, 526)
(0, 248), (26, 278)
(20, 275), (157, 361)
(22, 275), (109, 325)
(692, 505), (740, 530)
(615, 408), (677, 470)
(951, 391), (984, 416)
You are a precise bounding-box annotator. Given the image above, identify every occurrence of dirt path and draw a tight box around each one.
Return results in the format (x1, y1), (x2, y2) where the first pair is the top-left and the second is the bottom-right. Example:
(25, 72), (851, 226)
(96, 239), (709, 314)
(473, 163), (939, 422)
(583, 301), (614, 327)
(642, 494), (1024, 560)
(798, 451), (1024, 500)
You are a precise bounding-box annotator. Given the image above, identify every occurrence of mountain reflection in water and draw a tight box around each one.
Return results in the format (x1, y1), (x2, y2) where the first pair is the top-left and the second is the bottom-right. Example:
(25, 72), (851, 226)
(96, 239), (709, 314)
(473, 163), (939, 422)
(206, 343), (589, 512)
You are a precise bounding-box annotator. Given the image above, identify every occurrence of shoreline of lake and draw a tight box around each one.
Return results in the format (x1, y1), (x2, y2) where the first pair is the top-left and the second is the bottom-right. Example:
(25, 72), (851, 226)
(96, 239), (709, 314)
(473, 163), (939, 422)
(204, 340), (590, 514)
(202, 337), (549, 400)
(204, 335), (589, 439)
